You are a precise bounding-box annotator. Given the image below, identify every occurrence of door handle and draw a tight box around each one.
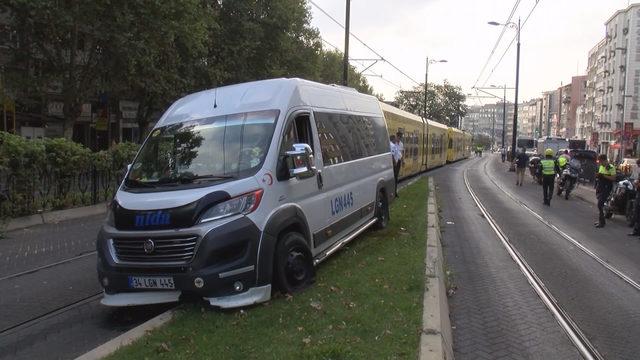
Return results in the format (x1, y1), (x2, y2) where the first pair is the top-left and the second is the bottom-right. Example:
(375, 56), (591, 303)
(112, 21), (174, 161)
(317, 170), (323, 189)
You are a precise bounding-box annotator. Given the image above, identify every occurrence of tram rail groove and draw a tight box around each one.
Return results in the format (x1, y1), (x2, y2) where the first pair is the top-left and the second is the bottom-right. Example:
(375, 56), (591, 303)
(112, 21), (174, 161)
(482, 159), (640, 292)
(0, 292), (103, 336)
(463, 168), (603, 360)
(0, 251), (97, 282)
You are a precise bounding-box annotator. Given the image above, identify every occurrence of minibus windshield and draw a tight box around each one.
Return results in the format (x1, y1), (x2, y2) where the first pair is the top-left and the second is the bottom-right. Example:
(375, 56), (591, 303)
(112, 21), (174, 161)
(125, 110), (279, 189)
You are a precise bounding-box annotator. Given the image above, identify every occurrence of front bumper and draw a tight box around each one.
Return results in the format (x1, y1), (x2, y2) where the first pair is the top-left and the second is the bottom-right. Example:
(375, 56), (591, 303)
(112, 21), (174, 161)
(97, 216), (271, 308)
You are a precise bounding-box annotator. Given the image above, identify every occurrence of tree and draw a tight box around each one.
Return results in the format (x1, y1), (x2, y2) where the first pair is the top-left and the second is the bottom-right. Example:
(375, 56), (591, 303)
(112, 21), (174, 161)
(394, 81), (468, 127)
(4, 0), (112, 139)
(104, 0), (213, 142)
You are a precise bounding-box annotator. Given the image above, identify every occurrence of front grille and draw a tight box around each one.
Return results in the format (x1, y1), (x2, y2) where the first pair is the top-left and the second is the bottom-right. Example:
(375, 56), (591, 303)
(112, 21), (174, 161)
(111, 235), (198, 264)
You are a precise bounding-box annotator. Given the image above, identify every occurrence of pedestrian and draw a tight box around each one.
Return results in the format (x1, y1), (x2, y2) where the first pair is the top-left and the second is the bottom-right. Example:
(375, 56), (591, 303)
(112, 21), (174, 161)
(396, 132), (404, 169)
(629, 175), (640, 236)
(390, 135), (400, 198)
(501, 147), (506, 162)
(515, 147), (529, 186)
(539, 148), (559, 206)
(595, 154), (617, 228)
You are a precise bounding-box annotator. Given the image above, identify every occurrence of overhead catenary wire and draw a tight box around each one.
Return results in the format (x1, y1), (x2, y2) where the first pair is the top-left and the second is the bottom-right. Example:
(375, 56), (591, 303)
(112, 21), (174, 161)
(321, 38), (403, 89)
(309, 0), (421, 86)
(472, 0), (522, 89)
(481, 0), (542, 87)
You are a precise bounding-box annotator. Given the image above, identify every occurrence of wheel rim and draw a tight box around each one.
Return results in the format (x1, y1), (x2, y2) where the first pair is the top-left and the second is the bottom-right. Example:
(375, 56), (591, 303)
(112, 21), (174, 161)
(285, 248), (308, 287)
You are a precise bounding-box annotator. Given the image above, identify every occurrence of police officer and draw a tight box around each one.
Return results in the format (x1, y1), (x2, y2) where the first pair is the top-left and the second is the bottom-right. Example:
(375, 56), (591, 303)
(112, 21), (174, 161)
(558, 150), (569, 169)
(595, 154), (617, 228)
(539, 148), (559, 206)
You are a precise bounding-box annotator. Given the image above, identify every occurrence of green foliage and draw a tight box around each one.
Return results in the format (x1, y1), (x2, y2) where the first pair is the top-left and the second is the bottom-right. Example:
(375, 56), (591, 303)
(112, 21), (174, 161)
(3, 0), (374, 142)
(0, 132), (139, 218)
(394, 81), (468, 127)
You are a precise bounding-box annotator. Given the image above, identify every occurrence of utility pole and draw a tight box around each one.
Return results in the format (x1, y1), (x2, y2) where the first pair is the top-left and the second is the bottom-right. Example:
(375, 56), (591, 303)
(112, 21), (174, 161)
(502, 85), (507, 148)
(342, 0), (351, 86)
(511, 17), (521, 160)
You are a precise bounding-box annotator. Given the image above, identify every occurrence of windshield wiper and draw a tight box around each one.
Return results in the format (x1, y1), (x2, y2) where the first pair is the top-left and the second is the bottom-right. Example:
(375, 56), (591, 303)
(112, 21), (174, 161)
(176, 174), (235, 183)
(125, 178), (157, 188)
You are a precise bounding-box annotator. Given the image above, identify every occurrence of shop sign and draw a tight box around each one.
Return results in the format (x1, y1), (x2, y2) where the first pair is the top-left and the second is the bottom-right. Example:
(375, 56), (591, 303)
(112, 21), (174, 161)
(119, 100), (139, 119)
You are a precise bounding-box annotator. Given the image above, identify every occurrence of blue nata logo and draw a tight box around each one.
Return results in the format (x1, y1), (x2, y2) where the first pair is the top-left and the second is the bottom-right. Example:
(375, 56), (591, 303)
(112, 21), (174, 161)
(134, 210), (171, 227)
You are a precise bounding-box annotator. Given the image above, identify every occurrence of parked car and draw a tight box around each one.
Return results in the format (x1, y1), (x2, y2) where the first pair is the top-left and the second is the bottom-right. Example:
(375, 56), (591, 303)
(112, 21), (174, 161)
(569, 149), (597, 183)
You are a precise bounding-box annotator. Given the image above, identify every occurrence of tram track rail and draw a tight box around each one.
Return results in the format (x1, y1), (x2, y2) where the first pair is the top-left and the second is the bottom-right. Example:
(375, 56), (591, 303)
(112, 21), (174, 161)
(0, 292), (103, 336)
(0, 251), (97, 282)
(463, 167), (603, 360)
(482, 159), (640, 292)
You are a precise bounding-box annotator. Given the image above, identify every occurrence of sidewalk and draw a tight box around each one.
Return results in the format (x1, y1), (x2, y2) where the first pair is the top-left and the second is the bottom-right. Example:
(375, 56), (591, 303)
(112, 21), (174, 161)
(3, 202), (107, 232)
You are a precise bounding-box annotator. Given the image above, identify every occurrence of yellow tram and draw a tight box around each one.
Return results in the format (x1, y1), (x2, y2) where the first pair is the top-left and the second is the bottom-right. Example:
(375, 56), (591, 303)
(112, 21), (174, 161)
(380, 102), (471, 179)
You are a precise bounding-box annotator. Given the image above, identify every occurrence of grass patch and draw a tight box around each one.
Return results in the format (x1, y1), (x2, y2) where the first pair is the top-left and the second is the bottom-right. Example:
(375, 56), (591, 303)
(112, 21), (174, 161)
(107, 178), (429, 360)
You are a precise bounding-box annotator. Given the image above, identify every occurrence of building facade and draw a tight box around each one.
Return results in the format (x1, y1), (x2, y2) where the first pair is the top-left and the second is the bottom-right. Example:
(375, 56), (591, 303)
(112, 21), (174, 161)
(601, 3), (640, 159)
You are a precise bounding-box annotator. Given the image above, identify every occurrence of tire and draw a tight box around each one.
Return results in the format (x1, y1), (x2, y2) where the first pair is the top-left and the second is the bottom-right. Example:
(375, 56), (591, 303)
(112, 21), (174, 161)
(626, 200), (635, 227)
(373, 190), (390, 230)
(274, 232), (315, 294)
(605, 210), (613, 219)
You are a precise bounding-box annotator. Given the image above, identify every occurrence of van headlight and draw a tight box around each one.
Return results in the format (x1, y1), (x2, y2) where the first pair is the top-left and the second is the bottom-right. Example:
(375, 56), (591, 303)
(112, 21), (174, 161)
(199, 189), (263, 223)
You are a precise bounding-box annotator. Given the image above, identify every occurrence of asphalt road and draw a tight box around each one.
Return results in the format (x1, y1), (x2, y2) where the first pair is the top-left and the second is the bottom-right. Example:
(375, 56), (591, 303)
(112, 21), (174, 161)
(439, 154), (640, 359)
(0, 215), (172, 360)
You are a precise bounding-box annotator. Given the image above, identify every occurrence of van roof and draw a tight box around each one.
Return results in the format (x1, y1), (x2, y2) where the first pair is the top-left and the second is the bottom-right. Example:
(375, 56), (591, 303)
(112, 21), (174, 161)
(155, 78), (382, 128)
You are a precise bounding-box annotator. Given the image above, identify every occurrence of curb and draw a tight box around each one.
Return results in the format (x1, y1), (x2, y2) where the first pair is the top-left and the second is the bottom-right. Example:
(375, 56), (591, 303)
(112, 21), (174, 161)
(5, 202), (108, 232)
(419, 177), (454, 360)
(74, 308), (176, 360)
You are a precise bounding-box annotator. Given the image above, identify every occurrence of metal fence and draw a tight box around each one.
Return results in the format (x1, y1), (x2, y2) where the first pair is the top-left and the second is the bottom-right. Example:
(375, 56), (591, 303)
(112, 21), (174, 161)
(0, 166), (126, 218)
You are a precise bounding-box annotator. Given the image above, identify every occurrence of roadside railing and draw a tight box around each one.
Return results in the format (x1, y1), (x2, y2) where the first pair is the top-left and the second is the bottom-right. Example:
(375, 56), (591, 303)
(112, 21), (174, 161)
(0, 166), (126, 218)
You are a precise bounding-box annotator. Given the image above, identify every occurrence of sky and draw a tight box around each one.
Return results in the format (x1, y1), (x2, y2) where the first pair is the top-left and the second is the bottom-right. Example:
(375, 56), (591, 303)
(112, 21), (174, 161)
(308, 0), (634, 105)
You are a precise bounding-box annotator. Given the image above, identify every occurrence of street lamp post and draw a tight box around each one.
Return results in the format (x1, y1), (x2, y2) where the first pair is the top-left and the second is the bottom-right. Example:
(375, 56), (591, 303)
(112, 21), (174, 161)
(489, 18), (521, 160)
(342, 0), (351, 86)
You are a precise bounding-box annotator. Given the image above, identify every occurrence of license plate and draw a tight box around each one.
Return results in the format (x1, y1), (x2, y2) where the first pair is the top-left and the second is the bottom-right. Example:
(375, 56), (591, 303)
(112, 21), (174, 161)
(128, 276), (175, 289)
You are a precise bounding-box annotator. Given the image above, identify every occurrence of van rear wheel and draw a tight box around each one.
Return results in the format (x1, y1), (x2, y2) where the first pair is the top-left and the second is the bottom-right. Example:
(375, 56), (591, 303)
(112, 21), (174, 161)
(274, 232), (315, 294)
(374, 190), (389, 230)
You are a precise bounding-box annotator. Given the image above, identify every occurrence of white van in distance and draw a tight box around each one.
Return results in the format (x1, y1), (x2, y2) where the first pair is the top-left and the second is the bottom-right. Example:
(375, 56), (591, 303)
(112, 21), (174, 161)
(97, 78), (395, 308)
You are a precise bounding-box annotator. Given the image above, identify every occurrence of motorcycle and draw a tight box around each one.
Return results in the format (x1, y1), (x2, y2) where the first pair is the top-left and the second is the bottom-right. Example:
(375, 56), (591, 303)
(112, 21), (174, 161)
(529, 156), (542, 184)
(556, 163), (580, 199)
(603, 175), (637, 226)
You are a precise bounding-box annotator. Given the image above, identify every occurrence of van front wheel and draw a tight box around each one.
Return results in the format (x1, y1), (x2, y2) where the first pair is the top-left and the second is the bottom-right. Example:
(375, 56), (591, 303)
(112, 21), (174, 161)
(274, 232), (315, 294)
(374, 190), (389, 230)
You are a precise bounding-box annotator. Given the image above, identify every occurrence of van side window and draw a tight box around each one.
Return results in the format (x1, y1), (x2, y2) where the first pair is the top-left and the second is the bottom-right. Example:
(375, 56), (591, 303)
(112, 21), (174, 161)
(277, 113), (313, 180)
(315, 112), (388, 167)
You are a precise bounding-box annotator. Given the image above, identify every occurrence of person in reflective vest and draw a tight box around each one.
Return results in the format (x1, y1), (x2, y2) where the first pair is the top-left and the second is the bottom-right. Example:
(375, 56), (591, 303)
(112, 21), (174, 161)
(595, 154), (617, 228)
(558, 149), (570, 168)
(539, 148), (559, 206)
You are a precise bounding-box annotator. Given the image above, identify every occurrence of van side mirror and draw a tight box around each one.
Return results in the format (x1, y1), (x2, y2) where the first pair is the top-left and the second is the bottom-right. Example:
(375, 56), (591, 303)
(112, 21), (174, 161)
(285, 143), (316, 179)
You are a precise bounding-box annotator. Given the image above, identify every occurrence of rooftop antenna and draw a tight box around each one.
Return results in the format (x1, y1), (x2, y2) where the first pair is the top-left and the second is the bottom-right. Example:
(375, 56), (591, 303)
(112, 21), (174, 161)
(213, 87), (218, 109)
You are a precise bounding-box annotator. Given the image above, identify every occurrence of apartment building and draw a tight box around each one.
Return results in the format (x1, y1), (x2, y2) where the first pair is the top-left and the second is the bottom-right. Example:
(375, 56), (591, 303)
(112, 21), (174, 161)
(601, 3), (640, 158)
